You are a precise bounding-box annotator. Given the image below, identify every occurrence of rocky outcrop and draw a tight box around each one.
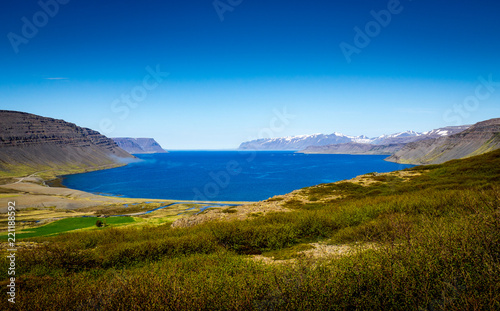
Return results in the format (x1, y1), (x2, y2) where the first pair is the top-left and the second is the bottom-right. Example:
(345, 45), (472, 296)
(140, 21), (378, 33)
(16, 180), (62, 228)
(386, 118), (500, 165)
(0, 110), (134, 174)
(299, 143), (406, 155)
(112, 138), (167, 154)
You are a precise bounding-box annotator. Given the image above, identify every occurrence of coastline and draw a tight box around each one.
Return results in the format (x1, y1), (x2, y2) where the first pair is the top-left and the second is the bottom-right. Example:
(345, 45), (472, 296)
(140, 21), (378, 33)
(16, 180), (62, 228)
(0, 167), (255, 235)
(0, 155), (418, 234)
(0, 158), (425, 239)
(0, 161), (254, 214)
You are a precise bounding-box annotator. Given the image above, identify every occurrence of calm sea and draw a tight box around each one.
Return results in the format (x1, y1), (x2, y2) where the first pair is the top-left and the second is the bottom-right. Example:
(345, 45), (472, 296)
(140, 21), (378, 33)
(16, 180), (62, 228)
(62, 151), (414, 201)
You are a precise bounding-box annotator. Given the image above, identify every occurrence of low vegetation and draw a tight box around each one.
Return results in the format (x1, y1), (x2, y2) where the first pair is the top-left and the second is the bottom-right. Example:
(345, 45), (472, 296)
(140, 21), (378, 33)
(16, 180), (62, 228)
(1, 150), (499, 310)
(14, 216), (135, 239)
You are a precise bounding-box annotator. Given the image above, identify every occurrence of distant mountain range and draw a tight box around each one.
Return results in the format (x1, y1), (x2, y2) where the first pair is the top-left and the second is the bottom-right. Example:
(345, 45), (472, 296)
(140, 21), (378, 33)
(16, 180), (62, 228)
(387, 118), (500, 164)
(113, 138), (167, 154)
(239, 125), (470, 151)
(0, 110), (134, 175)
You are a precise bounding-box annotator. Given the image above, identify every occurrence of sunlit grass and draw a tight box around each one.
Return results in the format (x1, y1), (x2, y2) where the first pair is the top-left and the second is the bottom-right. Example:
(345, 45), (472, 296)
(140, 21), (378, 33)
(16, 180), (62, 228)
(14, 216), (135, 239)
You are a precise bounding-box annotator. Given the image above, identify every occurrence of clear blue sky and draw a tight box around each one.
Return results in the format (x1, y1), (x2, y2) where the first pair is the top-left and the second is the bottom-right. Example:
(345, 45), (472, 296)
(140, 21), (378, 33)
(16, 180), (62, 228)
(1, 0), (499, 149)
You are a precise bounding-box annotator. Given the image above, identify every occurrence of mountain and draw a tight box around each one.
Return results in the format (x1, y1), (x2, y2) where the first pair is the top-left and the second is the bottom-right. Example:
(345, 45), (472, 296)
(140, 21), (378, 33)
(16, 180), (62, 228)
(299, 143), (406, 155)
(386, 118), (500, 165)
(113, 138), (167, 154)
(0, 110), (135, 176)
(370, 126), (470, 145)
(238, 125), (470, 151)
(238, 133), (356, 150)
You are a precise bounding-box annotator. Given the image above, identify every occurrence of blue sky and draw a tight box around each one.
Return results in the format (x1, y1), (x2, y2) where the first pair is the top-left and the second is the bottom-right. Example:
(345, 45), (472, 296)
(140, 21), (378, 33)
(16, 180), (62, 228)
(1, 0), (499, 149)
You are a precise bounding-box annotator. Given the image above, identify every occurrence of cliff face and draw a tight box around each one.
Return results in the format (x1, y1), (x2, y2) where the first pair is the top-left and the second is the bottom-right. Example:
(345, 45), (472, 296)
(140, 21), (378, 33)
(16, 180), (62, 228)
(386, 118), (500, 165)
(299, 143), (406, 155)
(112, 138), (167, 154)
(0, 110), (134, 174)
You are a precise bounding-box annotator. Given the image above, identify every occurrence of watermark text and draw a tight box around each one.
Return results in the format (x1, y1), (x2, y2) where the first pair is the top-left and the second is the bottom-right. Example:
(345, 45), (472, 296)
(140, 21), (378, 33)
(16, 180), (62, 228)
(6, 201), (16, 304)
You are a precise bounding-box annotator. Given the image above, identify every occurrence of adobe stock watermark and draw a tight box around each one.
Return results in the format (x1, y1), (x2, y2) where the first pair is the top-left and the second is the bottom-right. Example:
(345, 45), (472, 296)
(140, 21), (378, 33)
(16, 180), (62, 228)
(99, 65), (169, 135)
(213, 0), (243, 21)
(443, 74), (499, 125)
(7, 0), (70, 54)
(6, 201), (17, 304)
(192, 107), (295, 201)
(340, 0), (410, 64)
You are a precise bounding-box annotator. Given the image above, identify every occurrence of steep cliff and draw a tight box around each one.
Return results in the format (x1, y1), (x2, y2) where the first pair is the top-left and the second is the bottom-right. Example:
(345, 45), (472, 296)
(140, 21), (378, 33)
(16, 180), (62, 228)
(386, 118), (500, 165)
(112, 138), (167, 154)
(0, 110), (135, 176)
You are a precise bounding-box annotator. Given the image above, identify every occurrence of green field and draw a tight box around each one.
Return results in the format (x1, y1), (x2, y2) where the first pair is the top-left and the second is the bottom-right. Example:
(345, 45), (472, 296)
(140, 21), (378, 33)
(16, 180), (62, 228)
(1, 150), (499, 310)
(15, 216), (135, 239)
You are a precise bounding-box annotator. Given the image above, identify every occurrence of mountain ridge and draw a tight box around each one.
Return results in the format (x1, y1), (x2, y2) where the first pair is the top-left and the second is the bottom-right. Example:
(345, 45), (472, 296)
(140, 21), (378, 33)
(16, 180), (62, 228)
(386, 118), (500, 164)
(0, 110), (135, 177)
(238, 125), (470, 150)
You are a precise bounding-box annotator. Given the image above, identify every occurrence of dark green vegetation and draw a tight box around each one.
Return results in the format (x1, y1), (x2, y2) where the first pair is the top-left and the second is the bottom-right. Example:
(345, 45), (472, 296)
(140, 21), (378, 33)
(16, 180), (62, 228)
(2, 150), (500, 310)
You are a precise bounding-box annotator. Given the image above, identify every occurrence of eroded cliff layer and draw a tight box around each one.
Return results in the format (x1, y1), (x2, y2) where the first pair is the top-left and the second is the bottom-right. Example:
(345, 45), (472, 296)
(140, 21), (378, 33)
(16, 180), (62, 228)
(0, 110), (134, 175)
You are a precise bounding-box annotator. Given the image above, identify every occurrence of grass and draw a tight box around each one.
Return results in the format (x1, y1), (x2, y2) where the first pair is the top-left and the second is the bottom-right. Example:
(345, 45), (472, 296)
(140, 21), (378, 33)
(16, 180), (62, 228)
(88, 202), (169, 216)
(0, 193), (20, 198)
(1, 149), (499, 310)
(0, 162), (126, 180)
(14, 216), (135, 239)
(261, 243), (314, 260)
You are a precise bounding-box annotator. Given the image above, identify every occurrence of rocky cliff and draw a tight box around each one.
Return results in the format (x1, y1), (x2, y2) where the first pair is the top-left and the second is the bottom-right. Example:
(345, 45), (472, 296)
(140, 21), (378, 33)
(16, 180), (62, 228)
(112, 138), (167, 154)
(0, 110), (135, 175)
(386, 118), (500, 165)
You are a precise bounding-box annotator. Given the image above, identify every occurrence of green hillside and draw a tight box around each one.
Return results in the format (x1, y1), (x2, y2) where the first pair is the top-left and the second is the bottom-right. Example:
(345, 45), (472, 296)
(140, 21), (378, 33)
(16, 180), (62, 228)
(2, 149), (499, 310)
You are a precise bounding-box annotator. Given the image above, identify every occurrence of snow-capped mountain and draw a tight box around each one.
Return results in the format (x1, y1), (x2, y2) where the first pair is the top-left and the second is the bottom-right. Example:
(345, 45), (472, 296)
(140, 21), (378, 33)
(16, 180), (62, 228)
(238, 125), (470, 150)
(422, 125), (470, 137)
(369, 130), (423, 145)
(239, 133), (355, 150)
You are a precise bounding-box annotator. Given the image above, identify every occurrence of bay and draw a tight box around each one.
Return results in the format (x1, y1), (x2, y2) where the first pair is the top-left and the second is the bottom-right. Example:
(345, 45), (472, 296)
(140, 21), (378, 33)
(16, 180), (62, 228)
(62, 151), (414, 201)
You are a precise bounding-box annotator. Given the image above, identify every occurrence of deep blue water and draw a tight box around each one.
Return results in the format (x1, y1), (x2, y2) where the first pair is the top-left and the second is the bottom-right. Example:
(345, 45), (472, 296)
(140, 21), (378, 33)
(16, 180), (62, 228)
(62, 151), (414, 201)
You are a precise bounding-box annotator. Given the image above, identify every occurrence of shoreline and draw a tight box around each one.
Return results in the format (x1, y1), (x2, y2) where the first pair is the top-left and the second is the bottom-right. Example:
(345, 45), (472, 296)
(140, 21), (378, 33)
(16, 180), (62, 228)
(0, 160), (423, 233)
(52, 152), (414, 204)
(0, 167), (254, 214)
(0, 153), (418, 216)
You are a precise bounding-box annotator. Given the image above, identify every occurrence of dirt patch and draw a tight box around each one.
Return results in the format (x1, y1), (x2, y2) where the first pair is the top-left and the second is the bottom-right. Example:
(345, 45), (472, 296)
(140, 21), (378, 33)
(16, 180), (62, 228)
(302, 242), (377, 258)
(251, 242), (378, 265)
(348, 170), (423, 187)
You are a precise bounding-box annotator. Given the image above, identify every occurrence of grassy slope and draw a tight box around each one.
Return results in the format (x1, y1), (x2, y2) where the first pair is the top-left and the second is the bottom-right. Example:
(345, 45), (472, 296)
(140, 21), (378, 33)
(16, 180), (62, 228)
(0, 162), (126, 180)
(1, 150), (499, 310)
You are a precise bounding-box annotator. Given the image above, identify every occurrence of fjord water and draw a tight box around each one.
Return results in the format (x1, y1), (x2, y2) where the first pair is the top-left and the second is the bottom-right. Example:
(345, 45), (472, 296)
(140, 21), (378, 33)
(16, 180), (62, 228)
(62, 151), (414, 201)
